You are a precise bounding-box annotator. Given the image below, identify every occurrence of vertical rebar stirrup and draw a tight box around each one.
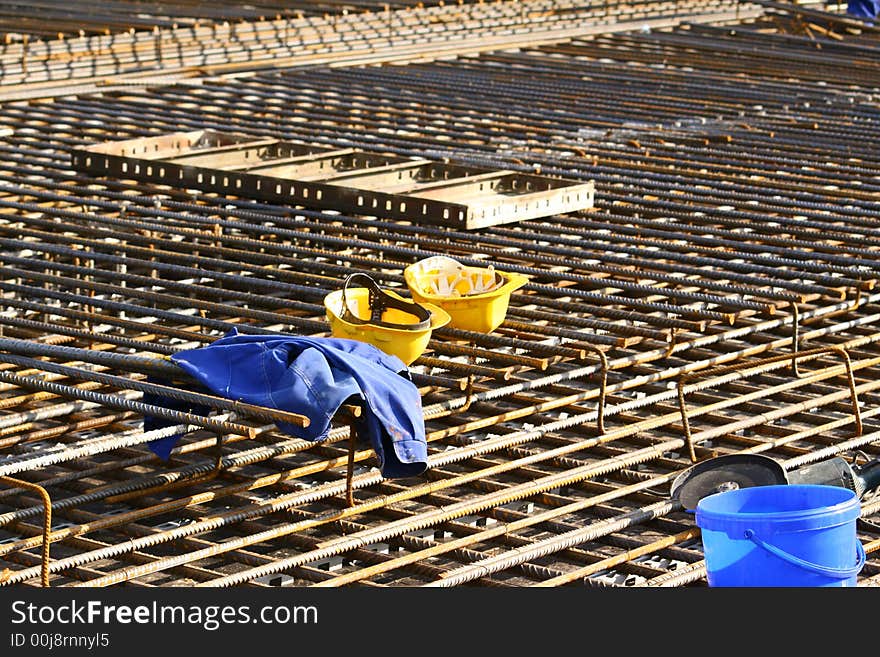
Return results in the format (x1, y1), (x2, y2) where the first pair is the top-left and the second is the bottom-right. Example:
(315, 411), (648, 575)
(579, 344), (608, 435)
(0, 476), (52, 587)
(677, 345), (863, 463)
(345, 420), (359, 508)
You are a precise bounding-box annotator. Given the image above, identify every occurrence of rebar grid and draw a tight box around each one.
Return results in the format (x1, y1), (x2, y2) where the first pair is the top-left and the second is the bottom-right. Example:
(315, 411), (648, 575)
(0, 4), (879, 587)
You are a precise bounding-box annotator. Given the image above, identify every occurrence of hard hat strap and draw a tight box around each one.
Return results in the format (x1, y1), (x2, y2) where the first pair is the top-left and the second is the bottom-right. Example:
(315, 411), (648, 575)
(341, 273), (432, 331)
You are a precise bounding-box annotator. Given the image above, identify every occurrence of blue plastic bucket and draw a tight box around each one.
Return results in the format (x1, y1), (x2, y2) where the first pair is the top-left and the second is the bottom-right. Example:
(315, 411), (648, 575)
(695, 484), (865, 587)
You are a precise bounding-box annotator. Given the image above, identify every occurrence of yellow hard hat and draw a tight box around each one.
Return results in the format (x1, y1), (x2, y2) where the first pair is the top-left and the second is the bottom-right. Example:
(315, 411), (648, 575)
(404, 256), (528, 333)
(324, 272), (450, 366)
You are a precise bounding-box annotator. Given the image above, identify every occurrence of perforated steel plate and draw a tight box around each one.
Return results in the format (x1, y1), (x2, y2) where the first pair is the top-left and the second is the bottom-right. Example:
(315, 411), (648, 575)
(72, 130), (595, 230)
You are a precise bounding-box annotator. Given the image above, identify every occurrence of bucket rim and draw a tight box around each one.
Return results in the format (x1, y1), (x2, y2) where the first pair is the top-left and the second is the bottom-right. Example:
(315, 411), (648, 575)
(695, 484), (861, 533)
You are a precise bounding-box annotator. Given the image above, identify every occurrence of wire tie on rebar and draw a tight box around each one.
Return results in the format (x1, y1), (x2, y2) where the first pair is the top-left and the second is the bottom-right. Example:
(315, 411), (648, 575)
(213, 431), (225, 473)
(155, 432), (228, 492)
(459, 373), (475, 414)
(663, 328), (679, 358)
(455, 351), (480, 415)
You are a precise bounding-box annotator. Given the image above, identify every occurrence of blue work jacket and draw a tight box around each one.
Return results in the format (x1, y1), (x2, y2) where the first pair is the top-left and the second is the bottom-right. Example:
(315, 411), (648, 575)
(848, 0), (879, 18)
(146, 328), (428, 479)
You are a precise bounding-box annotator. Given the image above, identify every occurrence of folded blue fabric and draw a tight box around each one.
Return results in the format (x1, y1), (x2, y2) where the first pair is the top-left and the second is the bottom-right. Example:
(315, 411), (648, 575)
(146, 328), (428, 479)
(848, 0), (879, 18)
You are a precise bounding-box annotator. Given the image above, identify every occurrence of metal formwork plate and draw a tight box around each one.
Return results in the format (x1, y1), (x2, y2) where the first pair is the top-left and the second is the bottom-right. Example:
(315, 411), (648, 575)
(71, 130), (595, 229)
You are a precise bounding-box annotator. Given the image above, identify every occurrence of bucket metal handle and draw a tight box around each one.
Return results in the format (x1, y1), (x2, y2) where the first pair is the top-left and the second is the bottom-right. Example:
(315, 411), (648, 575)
(743, 529), (866, 579)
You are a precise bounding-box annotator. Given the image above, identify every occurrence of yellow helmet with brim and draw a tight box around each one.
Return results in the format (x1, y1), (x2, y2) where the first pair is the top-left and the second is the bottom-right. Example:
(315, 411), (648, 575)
(324, 272), (450, 366)
(404, 256), (528, 333)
